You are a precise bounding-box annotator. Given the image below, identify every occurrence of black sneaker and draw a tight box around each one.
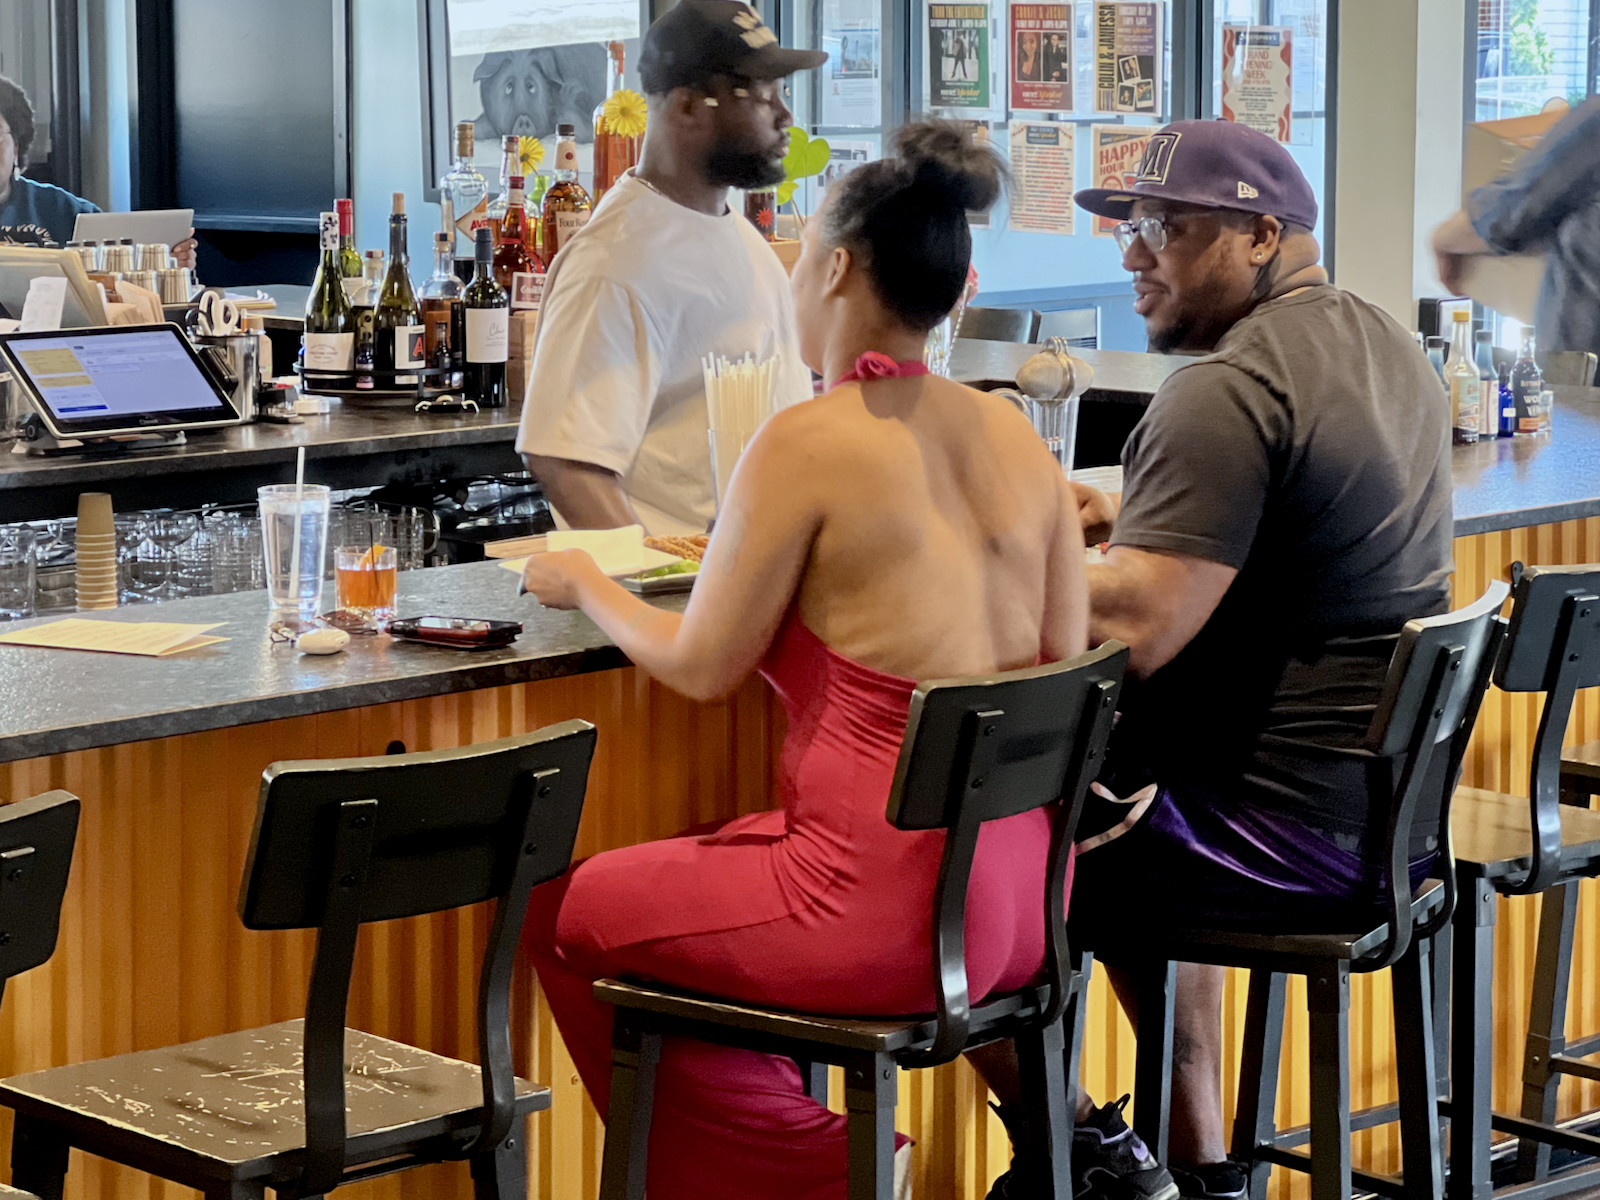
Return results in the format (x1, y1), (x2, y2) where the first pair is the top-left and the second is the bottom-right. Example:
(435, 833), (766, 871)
(1074, 1096), (1179, 1200)
(1169, 1161), (1247, 1200)
(985, 1102), (1049, 1199)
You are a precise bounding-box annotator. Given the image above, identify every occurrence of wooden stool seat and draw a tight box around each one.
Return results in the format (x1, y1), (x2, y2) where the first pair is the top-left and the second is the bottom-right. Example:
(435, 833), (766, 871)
(0, 1020), (548, 1185)
(1452, 786), (1600, 882)
(594, 981), (1051, 1057)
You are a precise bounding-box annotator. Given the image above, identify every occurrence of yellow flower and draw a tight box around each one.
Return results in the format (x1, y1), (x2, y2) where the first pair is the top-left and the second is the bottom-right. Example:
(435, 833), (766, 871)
(518, 136), (545, 175)
(602, 89), (649, 139)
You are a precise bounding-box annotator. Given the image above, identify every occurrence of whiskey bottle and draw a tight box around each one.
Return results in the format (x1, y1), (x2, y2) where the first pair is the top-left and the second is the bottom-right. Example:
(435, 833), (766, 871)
(541, 124), (593, 262)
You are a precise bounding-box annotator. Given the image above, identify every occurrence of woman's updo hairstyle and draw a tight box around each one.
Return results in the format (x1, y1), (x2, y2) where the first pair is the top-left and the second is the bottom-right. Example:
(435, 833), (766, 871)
(819, 120), (1004, 331)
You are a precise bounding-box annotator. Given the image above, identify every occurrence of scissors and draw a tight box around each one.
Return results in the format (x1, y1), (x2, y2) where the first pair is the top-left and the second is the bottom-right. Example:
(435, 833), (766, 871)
(196, 291), (241, 336)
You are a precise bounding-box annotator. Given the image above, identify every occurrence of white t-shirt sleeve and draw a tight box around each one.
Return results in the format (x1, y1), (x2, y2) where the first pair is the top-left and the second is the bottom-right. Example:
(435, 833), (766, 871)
(515, 270), (661, 475)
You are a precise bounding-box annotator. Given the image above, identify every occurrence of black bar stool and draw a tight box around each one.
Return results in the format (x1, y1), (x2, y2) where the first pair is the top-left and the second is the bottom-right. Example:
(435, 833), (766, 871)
(593, 641), (1130, 1200)
(1447, 565), (1600, 1199)
(0, 723), (596, 1200)
(0, 791), (80, 1200)
(1103, 582), (1508, 1200)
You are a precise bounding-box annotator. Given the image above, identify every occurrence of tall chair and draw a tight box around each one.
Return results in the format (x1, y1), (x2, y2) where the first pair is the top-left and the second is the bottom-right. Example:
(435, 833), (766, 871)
(1448, 565), (1600, 1199)
(1102, 582), (1508, 1200)
(593, 642), (1130, 1200)
(0, 792), (80, 1200)
(959, 306), (1041, 344)
(1540, 352), (1598, 388)
(0, 724), (596, 1200)
(1034, 308), (1100, 350)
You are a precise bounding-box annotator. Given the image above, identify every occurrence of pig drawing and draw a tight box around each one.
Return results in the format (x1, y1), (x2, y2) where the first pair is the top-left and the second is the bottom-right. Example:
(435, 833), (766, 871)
(472, 45), (607, 144)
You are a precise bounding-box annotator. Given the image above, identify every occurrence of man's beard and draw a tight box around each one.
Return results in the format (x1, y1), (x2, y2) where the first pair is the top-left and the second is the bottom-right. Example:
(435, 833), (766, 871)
(1145, 274), (1238, 354)
(703, 139), (786, 189)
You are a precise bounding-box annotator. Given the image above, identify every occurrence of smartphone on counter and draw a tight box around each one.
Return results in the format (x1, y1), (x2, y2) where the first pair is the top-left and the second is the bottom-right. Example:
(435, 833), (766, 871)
(387, 616), (523, 649)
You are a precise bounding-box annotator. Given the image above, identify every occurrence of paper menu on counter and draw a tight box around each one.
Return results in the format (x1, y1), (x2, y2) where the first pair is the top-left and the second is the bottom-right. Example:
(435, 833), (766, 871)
(0, 619), (228, 656)
(496, 525), (685, 579)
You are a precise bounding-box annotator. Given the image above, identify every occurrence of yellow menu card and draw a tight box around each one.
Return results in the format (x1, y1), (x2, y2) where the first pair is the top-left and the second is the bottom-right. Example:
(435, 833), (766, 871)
(0, 619), (228, 657)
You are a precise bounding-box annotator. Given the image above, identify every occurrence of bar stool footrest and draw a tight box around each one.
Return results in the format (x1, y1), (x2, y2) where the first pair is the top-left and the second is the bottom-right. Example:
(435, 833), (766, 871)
(1253, 1144), (1408, 1199)
(1485, 1110), (1600, 1159)
(1551, 1049), (1600, 1078)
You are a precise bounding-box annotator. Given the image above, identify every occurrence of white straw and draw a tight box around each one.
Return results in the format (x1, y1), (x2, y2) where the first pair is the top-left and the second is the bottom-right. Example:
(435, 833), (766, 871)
(288, 445), (306, 612)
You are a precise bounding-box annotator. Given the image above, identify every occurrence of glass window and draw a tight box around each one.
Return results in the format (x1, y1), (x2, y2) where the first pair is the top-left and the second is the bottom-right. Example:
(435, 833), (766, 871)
(0, 2), (56, 176)
(1473, 0), (1598, 119)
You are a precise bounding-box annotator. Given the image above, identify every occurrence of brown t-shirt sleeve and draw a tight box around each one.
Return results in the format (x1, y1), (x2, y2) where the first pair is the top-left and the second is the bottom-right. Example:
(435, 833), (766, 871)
(1110, 361), (1288, 571)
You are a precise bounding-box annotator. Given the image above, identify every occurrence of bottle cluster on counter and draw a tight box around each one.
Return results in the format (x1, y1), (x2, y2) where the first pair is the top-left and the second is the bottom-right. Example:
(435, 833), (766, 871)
(1429, 311), (1552, 445)
(299, 115), (603, 410)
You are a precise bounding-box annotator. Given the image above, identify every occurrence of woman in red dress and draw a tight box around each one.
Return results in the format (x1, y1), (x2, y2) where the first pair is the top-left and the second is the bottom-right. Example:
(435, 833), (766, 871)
(520, 121), (1089, 1200)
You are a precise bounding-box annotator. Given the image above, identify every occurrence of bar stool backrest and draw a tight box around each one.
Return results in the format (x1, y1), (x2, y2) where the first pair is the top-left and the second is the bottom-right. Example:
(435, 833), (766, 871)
(1361, 581), (1509, 966)
(238, 721), (597, 1196)
(1490, 564), (1600, 892)
(958, 306), (1041, 344)
(886, 641), (1128, 1066)
(0, 791), (79, 1004)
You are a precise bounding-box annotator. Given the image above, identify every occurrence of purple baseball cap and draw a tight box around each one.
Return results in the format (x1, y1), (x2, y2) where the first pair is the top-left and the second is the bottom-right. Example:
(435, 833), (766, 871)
(1074, 119), (1318, 230)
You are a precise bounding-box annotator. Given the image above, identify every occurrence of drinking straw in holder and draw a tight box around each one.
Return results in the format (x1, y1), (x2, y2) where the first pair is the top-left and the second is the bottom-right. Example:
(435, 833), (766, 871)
(703, 353), (781, 511)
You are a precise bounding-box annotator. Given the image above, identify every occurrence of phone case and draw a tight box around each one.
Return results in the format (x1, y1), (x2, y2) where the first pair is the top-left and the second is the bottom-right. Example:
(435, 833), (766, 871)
(387, 617), (523, 649)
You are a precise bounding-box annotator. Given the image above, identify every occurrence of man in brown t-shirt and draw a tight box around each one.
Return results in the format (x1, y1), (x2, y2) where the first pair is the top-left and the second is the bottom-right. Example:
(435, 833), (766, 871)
(978, 122), (1452, 1200)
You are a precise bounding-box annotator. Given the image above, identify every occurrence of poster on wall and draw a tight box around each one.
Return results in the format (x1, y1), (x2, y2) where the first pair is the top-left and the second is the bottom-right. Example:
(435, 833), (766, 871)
(1093, 2), (1163, 115)
(821, 0), (882, 126)
(928, 5), (991, 109)
(1221, 25), (1293, 142)
(1007, 122), (1075, 234)
(1089, 125), (1154, 237)
(1009, 4), (1074, 112)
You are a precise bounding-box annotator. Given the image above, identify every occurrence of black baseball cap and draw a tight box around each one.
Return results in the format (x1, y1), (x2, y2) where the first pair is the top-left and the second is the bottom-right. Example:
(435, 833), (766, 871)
(1075, 119), (1319, 231)
(639, 0), (828, 95)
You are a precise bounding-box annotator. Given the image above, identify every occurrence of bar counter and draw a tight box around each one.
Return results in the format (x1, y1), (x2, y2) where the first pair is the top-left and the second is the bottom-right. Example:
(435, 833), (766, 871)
(3, 420), (1600, 1200)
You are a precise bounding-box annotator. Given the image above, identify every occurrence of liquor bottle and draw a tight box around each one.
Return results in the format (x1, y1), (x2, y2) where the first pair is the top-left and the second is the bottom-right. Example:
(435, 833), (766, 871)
(1445, 311), (1481, 445)
(486, 135), (521, 240)
(373, 192), (425, 387)
(494, 175), (545, 316)
(440, 121), (490, 263)
(1497, 361), (1515, 438)
(542, 124), (593, 262)
(1426, 336), (1446, 383)
(1511, 333), (1545, 438)
(1473, 329), (1498, 438)
(302, 210), (355, 386)
(463, 227), (509, 409)
(592, 42), (642, 203)
(334, 199), (362, 279)
(419, 230), (466, 388)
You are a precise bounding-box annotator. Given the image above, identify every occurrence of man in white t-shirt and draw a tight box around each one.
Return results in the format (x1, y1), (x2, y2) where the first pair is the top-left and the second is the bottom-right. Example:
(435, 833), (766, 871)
(516, 0), (823, 535)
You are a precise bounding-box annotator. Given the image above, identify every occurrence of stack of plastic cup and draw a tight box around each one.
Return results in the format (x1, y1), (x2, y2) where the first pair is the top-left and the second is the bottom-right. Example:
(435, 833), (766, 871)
(75, 493), (118, 610)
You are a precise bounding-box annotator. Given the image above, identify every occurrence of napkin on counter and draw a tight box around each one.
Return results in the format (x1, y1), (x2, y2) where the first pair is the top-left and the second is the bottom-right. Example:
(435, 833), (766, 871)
(498, 525), (684, 579)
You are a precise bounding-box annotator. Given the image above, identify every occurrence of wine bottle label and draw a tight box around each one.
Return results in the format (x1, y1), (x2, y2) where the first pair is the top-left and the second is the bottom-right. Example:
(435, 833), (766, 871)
(455, 196), (490, 238)
(319, 212), (339, 251)
(555, 209), (591, 248)
(395, 325), (426, 370)
(303, 332), (354, 372)
(510, 272), (544, 311)
(557, 141), (578, 171)
(466, 308), (510, 363)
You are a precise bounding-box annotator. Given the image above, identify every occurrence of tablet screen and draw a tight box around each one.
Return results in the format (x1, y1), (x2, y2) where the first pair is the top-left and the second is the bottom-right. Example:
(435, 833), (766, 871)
(1, 325), (238, 436)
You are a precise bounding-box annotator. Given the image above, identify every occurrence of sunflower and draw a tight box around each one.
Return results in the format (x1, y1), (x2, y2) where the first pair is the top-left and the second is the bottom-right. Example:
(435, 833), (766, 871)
(602, 89), (649, 139)
(518, 136), (545, 176)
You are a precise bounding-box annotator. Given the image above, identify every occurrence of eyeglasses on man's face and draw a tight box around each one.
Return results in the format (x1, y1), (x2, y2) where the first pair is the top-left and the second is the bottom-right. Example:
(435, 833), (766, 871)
(1113, 214), (1171, 254)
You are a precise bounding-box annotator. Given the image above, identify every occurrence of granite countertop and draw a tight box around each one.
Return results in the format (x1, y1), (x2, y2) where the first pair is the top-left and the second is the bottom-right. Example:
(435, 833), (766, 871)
(1450, 387), (1600, 536)
(0, 559), (680, 765)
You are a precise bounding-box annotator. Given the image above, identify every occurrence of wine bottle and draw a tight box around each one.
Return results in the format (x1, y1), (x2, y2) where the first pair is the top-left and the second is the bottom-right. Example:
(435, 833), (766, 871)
(541, 124), (593, 262)
(463, 227), (509, 409)
(373, 193), (425, 387)
(494, 175), (545, 315)
(440, 121), (489, 264)
(419, 230), (465, 388)
(303, 211), (355, 386)
(335, 199), (362, 278)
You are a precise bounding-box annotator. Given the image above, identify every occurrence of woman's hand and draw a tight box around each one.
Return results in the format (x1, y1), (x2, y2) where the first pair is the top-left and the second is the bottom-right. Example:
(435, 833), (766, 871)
(173, 230), (199, 270)
(520, 549), (602, 609)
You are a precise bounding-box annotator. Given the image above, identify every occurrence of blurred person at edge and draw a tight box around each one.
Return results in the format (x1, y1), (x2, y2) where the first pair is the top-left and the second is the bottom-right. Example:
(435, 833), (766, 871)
(974, 120), (1454, 1200)
(1433, 97), (1600, 361)
(0, 76), (197, 266)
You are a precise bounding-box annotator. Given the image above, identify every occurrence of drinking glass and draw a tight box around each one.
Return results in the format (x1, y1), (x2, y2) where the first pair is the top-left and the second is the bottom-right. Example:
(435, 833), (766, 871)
(0, 527), (36, 620)
(258, 485), (331, 619)
(335, 546), (398, 624)
(114, 515), (157, 605)
(1024, 395), (1079, 474)
(144, 510), (200, 600)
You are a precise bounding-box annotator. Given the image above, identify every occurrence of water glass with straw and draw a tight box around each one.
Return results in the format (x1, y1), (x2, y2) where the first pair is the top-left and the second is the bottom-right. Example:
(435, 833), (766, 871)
(258, 447), (330, 620)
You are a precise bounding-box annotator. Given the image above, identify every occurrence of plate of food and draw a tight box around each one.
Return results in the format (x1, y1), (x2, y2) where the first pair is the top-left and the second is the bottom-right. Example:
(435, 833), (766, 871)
(622, 534), (708, 594)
